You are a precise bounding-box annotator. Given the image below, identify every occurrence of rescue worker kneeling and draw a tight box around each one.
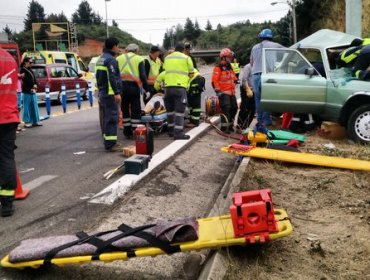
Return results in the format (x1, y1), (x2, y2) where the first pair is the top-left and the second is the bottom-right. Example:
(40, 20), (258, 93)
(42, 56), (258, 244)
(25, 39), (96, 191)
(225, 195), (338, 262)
(163, 43), (194, 140)
(212, 48), (238, 133)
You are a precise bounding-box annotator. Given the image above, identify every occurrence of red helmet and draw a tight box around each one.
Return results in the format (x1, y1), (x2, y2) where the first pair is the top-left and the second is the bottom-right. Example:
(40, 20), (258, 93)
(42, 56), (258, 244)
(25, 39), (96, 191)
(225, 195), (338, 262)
(220, 48), (232, 58)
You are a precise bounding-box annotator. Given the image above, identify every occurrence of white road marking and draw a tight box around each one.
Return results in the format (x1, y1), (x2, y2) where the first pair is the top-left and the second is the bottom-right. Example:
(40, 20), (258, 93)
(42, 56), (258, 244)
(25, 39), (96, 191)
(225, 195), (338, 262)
(23, 175), (58, 190)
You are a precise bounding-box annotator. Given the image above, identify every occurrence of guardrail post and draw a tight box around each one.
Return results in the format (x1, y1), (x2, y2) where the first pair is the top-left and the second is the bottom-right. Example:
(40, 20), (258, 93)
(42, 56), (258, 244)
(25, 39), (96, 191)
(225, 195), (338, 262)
(45, 84), (51, 116)
(61, 84), (67, 113)
(88, 82), (93, 107)
(76, 83), (81, 110)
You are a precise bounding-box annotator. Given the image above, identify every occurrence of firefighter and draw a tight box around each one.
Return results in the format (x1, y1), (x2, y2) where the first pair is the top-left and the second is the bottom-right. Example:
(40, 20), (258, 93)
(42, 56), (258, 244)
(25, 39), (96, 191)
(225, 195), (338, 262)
(212, 48), (238, 133)
(186, 69), (205, 127)
(184, 42), (197, 70)
(353, 45), (370, 80)
(230, 57), (240, 79)
(0, 47), (20, 217)
(163, 42), (194, 140)
(95, 37), (122, 152)
(143, 45), (162, 104)
(117, 43), (148, 139)
(337, 38), (370, 68)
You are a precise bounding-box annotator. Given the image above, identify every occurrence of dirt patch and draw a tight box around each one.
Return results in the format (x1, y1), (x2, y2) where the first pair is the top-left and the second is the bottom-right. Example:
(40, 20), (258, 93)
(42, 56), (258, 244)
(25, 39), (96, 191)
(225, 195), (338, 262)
(224, 135), (370, 280)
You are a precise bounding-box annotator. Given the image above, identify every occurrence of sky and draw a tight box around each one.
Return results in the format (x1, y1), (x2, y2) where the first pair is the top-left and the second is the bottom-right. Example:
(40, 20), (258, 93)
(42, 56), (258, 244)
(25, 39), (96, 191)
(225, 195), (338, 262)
(0, 0), (290, 45)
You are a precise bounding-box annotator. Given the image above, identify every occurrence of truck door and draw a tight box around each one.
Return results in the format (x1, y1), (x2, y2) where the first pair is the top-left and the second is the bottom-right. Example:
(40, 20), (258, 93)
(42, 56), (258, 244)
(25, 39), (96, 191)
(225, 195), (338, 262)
(261, 48), (327, 114)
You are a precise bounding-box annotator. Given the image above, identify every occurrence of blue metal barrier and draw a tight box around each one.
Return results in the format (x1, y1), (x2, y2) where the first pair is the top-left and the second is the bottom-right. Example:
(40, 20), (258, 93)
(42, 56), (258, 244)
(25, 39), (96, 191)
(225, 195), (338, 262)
(61, 84), (67, 113)
(45, 85), (51, 116)
(76, 83), (81, 110)
(88, 82), (93, 107)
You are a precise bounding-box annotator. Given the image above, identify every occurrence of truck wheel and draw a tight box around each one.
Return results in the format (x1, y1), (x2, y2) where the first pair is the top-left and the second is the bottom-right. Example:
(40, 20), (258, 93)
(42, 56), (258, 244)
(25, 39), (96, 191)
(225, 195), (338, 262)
(347, 104), (370, 144)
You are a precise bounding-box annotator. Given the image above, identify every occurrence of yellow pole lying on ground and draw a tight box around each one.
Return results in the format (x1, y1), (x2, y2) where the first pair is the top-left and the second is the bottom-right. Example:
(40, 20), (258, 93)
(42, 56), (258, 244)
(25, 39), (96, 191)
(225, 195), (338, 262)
(221, 145), (370, 172)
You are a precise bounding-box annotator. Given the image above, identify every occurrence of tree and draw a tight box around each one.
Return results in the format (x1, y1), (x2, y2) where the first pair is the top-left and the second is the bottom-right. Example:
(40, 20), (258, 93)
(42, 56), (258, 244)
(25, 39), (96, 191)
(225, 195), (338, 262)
(194, 20), (201, 38)
(45, 12), (68, 23)
(205, 20), (212, 31)
(3, 25), (12, 37)
(24, 0), (46, 31)
(72, 1), (97, 25)
(112, 20), (118, 28)
(184, 17), (195, 42)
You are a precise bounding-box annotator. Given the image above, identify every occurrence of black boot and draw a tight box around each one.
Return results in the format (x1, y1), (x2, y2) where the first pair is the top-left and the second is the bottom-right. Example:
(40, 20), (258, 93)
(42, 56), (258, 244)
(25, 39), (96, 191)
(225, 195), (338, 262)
(1, 196), (14, 217)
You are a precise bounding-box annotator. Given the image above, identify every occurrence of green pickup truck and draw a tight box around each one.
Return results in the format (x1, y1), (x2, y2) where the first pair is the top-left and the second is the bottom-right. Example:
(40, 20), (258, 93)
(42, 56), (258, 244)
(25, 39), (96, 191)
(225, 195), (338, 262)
(261, 29), (370, 144)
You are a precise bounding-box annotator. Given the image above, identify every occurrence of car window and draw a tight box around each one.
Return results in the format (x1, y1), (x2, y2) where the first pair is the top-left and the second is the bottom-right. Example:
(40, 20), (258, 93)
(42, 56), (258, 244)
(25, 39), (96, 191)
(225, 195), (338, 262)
(54, 59), (67, 64)
(50, 67), (67, 78)
(31, 67), (47, 78)
(264, 49), (319, 75)
(78, 60), (88, 72)
(66, 67), (79, 78)
(66, 53), (78, 71)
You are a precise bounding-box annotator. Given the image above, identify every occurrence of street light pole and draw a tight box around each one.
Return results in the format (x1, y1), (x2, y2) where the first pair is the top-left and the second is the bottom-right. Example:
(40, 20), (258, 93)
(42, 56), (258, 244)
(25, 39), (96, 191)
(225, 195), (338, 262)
(271, 0), (297, 43)
(291, 0), (297, 43)
(105, 0), (110, 38)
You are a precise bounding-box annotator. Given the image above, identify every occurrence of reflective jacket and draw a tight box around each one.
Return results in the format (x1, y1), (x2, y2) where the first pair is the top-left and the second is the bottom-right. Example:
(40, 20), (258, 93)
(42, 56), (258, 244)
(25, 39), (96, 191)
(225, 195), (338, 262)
(187, 69), (205, 94)
(163, 51), (194, 88)
(95, 49), (122, 96)
(154, 71), (166, 92)
(339, 38), (370, 66)
(117, 52), (145, 87)
(230, 62), (240, 74)
(144, 55), (162, 85)
(0, 48), (20, 124)
(212, 64), (237, 96)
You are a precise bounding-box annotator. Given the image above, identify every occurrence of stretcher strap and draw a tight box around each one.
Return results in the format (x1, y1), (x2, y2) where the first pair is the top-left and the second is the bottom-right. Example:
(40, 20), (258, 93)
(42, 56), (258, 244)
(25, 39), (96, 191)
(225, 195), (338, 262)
(113, 224), (181, 256)
(93, 224), (156, 256)
(43, 230), (116, 265)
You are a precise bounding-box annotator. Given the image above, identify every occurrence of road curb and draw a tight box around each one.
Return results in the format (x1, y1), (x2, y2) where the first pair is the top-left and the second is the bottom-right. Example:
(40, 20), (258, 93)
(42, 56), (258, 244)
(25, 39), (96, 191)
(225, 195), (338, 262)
(89, 116), (220, 205)
(195, 156), (251, 280)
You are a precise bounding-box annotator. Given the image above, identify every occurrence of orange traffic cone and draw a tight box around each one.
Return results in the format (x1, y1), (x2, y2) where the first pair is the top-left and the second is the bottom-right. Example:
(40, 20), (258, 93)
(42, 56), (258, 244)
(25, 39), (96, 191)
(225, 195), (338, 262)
(15, 170), (30, 200)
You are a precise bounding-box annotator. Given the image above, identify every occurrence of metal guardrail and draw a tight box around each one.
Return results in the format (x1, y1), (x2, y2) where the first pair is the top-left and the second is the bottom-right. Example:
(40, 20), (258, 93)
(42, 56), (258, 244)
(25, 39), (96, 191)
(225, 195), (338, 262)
(190, 50), (221, 58)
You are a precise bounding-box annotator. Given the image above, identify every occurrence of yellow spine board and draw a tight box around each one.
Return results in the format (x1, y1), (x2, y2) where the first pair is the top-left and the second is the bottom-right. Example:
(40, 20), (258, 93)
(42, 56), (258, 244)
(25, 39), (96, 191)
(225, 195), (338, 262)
(1, 210), (292, 269)
(221, 146), (370, 171)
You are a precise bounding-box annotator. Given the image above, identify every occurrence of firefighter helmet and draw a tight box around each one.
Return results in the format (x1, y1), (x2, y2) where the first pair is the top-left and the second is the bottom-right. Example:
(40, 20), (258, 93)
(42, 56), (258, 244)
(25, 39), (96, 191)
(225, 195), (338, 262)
(220, 48), (233, 58)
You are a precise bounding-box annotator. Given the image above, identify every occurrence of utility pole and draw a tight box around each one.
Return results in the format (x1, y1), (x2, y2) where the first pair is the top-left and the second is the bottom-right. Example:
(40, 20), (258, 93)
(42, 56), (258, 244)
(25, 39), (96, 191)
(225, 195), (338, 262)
(105, 0), (110, 38)
(271, 0), (297, 43)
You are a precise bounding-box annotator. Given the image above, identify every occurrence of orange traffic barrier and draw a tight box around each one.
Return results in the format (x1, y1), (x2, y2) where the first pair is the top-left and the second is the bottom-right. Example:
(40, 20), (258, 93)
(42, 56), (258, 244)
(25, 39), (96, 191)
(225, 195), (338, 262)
(15, 171), (30, 200)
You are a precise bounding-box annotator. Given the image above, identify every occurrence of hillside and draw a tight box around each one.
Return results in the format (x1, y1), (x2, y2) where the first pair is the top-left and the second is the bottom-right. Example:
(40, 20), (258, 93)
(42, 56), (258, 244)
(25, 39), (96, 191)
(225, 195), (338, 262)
(76, 24), (150, 53)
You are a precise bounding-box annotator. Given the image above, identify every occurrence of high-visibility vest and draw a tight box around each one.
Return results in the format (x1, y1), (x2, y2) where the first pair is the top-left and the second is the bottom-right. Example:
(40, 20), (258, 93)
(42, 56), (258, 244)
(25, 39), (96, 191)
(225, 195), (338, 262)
(154, 71), (166, 91)
(340, 39), (370, 65)
(117, 52), (144, 87)
(145, 55), (162, 84)
(230, 62), (240, 74)
(95, 56), (114, 95)
(340, 46), (362, 64)
(163, 51), (194, 88)
(0, 48), (19, 124)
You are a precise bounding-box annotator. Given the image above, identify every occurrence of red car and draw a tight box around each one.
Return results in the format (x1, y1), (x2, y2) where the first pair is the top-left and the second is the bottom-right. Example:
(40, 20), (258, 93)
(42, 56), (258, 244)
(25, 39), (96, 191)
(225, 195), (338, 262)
(31, 63), (89, 103)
